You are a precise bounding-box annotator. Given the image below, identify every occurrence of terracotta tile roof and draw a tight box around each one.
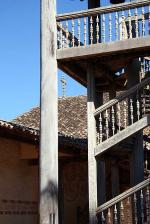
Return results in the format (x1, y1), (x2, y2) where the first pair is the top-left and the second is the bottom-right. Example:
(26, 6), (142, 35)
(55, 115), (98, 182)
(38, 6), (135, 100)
(12, 95), (87, 147)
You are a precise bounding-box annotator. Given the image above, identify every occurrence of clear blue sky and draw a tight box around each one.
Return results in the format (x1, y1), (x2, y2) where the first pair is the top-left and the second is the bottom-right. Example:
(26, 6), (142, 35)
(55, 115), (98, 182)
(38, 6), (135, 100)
(0, 0), (111, 121)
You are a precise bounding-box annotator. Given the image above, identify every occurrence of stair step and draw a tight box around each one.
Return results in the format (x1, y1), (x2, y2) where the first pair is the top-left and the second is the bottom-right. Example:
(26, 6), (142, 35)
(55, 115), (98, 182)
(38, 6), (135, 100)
(95, 115), (150, 157)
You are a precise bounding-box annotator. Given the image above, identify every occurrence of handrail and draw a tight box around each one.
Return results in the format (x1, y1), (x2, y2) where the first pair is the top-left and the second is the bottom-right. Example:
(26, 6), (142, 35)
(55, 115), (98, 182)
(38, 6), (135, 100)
(94, 76), (150, 116)
(56, 0), (149, 21)
(96, 178), (150, 215)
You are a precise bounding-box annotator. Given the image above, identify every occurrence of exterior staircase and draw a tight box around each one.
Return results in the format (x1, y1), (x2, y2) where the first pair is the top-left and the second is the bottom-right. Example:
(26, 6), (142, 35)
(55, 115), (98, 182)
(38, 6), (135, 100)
(94, 76), (150, 223)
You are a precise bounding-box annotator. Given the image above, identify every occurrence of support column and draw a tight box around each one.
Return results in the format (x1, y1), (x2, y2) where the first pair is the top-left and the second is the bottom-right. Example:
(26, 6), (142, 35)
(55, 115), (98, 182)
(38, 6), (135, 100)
(87, 63), (97, 224)
(111, 160), (119, 197)
(127, 59), (144, 186)
(40, 0), (58, 224)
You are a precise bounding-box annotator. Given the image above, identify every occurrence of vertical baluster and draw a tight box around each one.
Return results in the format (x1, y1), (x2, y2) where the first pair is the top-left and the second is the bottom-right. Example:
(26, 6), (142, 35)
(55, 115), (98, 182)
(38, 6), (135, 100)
(143, 97), (146, 115)
(134, 193), (138, 224)
(149, 5), (150, 35)
(107, 208), (111, 224)
(121, 11), (125, 40)
(60, 22), (63, 49)
(99, 113), (103, 143)
(112, 106), (115, 136)
(115, 12), (119, 41)
(123, 101), (127, 128)
(105, 110), (109, 139)
(96, 128), (100, 145)
(62, 22), (65, 48)
(128, 9), (132, 39)
(65, 21), (69, 48)
(140, 189), (144, 223)
(120, 201), (124, 223)
(142, 7), (145, 37)
(114, 204), (118, 224)
(78, 18), (81, 46)
(84, 17), (87, 46)
(146, 186), (150, 223)
(109, 13), (112, 42)
(130, 99), (133, 124)
(137, 96), (140, 121)
(117, 102), (121, 132)
(135, 8), (138, 38)
(90, 16), (93, 45)
(101, 212), (105, 224)
(102, 14), (105, 42)
(96, 15), (99, 44)
(72, 19), (75, 47)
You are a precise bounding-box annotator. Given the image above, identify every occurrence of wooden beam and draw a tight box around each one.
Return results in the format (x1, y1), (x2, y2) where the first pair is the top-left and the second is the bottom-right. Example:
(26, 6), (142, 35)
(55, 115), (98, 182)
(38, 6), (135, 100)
(40, 0), (58, 223)
(95, 115), (150, 157)
(57, 36), (150, 61)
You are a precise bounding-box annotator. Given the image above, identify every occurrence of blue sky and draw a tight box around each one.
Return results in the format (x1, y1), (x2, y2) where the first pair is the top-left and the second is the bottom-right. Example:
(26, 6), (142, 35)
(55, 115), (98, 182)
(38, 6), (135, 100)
(0, 0), (112, 121)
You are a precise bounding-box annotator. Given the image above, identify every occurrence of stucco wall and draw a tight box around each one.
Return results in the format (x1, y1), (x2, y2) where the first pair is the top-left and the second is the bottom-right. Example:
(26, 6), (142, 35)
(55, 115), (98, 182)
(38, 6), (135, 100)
(0, 137), (38, 224)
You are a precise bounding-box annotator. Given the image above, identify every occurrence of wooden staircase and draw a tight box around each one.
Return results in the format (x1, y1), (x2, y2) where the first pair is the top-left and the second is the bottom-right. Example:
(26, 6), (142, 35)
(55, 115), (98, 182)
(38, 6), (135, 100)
(94, 77), (150, 157)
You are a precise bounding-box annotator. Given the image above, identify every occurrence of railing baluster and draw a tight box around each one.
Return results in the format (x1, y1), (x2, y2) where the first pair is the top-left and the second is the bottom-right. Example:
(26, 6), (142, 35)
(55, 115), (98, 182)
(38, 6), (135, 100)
(135, 8), (138, 38)
(99, 113), (103, 143)
(142, 7), (145, 37)
(97, 128), (100, 145)
(130, 99), (133, 124)
(84, 17), (87, 46)
(109, 13), (112, 42)
(105, 110), (109, 139)
(78, 18), (81, 46)
(107, 208), (111, 224)
(96, 15), (99, 44)
(120, 201), (124, 222)
(101, 211), (105, 224)
(115, 12), (119, 41)
(146, 186), (150, 223)
(128, 9), (132, 39)
(140, 189), (144, 223)
(72, 19), (75, 47)
(136, 97), (140, 121)
(114, 204), (118, 224)
(133, 193), (138, 224)
(142, 97), (146, 115)
(117, 103), (121, 132)
(90, 16), (93, 45)
(60, 22), (63, 49)
(102, 14), (105, 42)
(65, 21), (69, 48)
(112, 106), (115, 136)
(121, 11), (125, 40)
(123, 101), (127, 128)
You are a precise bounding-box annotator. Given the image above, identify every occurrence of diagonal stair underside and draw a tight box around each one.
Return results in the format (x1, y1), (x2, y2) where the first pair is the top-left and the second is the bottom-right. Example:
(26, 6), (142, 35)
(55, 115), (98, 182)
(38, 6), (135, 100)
(95, 115), (150, 157)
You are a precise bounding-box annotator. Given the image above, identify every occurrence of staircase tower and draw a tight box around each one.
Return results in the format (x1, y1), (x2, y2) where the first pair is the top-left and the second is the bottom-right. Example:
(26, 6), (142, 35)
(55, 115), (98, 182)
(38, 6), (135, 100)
(41, 0), (150, 223)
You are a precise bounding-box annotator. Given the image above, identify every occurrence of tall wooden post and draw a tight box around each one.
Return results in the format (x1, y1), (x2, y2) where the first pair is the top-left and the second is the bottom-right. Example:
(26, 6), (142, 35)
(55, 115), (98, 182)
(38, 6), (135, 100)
(87, 63), (97, 224)
(40, 0), (58, 224)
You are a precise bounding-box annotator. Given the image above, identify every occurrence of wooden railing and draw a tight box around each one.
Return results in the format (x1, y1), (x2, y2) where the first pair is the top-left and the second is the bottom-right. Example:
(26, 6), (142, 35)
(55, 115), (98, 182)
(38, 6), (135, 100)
(56, 0), (150, 49)
(94, 76), (150, 145)
(96, 178), (150, 223)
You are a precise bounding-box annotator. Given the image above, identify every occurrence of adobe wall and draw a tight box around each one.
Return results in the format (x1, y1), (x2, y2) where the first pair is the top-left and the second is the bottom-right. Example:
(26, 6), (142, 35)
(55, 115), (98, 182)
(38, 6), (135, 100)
(62, 160), (89, 224)
(0, 137), (38, 224)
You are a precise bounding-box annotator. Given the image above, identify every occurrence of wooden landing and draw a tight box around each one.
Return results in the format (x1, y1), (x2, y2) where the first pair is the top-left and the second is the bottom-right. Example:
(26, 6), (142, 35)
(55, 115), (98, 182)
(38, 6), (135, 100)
(95, 115), (150, 157)
(57, 36), (150, 90)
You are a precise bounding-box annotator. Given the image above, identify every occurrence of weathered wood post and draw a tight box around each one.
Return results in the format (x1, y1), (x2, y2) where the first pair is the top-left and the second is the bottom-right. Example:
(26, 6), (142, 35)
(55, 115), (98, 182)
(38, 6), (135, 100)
(40, 0), (58, 224)
(87, 63), (97, 224)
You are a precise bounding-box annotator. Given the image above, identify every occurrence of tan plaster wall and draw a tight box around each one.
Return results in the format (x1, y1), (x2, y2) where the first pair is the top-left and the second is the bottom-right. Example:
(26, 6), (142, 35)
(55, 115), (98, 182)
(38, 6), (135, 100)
(0, 137), (38, 224)
(62, 160), (89, 224)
